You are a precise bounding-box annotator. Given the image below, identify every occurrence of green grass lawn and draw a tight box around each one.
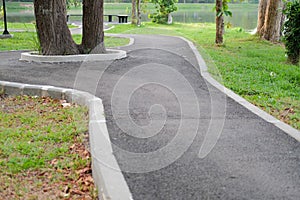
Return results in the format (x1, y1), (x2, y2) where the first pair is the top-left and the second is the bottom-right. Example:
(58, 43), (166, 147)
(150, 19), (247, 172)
(0, 22), (78, 31)
(0, 95), (97, 199)
(106, 22), (300, 129)
(0, 22), (36, 31)
(0, 22), (130, 51)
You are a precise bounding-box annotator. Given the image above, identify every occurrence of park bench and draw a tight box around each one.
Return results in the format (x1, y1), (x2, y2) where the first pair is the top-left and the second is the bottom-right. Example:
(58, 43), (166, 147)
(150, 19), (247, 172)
(66, 14), (129, 23)
(117, 15), (128, 23)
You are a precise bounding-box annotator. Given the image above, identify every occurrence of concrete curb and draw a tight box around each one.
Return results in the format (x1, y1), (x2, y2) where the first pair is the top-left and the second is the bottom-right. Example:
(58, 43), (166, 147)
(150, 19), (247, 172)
(0, 80), (133, 200)
(20, 49), (127, 63)
(179, 37), (300, 142)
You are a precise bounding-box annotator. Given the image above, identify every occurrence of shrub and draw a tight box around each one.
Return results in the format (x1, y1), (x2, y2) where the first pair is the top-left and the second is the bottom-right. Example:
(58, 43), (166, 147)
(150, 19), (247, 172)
(283, 0), (300, 65)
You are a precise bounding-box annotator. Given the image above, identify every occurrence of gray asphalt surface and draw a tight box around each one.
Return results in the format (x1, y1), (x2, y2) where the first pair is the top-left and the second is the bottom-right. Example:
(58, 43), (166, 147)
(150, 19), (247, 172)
(0, 34), (299, 199)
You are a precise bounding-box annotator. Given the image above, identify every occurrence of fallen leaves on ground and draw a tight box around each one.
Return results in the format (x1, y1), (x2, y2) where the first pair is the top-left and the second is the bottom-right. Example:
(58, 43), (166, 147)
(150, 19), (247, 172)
(0, 95), (97, 199)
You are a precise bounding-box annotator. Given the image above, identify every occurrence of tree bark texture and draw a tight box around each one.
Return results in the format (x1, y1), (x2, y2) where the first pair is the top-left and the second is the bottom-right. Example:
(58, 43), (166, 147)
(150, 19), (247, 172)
(137, 0), (141, 26)
(215, 0), (224, 44)
(262, 0), (283, 42)
(34, 0), (79, 55)
(81, 0), (105, 54)
(279, 2), (286, 38)
(257, 0), (284, 42)
(256, 0), (268, 36)
(131, 0), (137, 24)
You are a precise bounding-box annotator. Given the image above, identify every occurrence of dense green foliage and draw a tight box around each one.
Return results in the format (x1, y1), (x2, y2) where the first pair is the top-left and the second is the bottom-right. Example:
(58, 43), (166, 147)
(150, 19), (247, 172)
(149, 0), (178, 24)
(66, 0), (81, 9)
(215, 0), (245, 17)
(283, 0), (300, 65)
(215, 0), (232, 17)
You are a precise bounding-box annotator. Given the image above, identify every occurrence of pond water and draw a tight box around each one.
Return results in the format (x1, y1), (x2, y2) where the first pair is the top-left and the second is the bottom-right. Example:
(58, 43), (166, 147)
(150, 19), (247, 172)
(5, 3), (258, 31)
(173, 5), (258, 30)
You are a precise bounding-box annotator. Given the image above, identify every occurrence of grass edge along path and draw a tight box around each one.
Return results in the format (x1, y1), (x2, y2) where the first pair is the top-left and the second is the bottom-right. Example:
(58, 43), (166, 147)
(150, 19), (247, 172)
(0, 32), (130, 52)
(106, 22), (300, 130)
(0, 22), (130, 52)
(0, 95), (97, 199)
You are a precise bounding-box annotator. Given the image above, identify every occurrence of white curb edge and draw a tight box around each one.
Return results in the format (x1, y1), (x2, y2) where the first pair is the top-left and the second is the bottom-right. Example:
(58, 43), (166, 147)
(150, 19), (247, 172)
(178, 36), (300, 142)
(20, 49), (127, 63)
(0, 80), (133, 200)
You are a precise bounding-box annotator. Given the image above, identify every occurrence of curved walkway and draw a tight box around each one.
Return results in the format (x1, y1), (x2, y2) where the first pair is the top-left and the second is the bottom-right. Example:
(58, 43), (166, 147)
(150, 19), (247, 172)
(0, 34), (299, 199)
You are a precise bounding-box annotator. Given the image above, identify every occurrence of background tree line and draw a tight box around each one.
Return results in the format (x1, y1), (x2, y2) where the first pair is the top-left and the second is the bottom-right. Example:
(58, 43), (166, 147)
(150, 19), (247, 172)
(21, 0), (299, 64)
(7, 0), (260, 3)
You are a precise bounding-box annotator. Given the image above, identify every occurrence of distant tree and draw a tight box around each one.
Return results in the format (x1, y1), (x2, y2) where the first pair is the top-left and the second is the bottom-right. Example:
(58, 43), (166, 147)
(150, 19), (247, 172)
(33, 0), (105, 55)
(215, 0), (234, 44)
(66, 0), (81, 9)
(215, 0), (245, 45)
(137, 0), (142, 25)
(131, 0), (137, 24)
(149, 0), (178, 24)
(215, 0), (224, 44)
(131, 0), (142, 25)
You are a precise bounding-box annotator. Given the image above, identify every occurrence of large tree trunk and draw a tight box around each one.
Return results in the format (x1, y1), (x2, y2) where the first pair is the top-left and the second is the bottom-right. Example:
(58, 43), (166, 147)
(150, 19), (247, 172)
(256, 0), (268, 36)
(215, 0), (224, 44)
(131, 0), (137, 24)
(262, 0), (283, 42)
(34, 0), (79, 55)
(81, 0), (105, 54)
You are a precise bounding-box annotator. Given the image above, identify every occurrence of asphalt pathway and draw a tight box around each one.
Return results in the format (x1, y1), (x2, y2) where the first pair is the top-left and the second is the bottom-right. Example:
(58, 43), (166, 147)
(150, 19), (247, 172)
(0, 34), (299, 199)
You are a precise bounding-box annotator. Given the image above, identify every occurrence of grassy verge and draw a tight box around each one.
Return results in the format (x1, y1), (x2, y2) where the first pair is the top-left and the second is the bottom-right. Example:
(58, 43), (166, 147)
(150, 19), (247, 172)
(106, 22), (300, 129)
(0, 22), (130, 51)
(0, 22), (78, 30)
(6, 2), (257, 11)
(0, 95), (97, 199)
(0, 22), (36, 31)
(72, 35), (130, 48)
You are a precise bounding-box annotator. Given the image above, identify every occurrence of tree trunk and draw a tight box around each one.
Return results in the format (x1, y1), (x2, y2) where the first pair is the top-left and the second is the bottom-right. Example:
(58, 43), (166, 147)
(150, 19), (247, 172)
(81, 0), (105, 54)
(257, 0), (285, 42)
(215, 0), (224, 44)
(279, 2), (286, 38)
(262, 0), (281, 42)
(256, 0), (268, 36)
(137, 0), (141, 26)
(262, 0), (283, 42)
(34, 0), (79, 55)
(131, 0), (137, 24)
(167, 13), (173, 24)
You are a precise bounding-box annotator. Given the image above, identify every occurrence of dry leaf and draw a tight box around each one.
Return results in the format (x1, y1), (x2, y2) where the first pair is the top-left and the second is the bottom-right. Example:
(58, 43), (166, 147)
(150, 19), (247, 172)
(62, 103), (71, 108)
(69, 144), (76, 150)
(76, 167), (92, 175)
(63, 185), (70, 194)
(50, 159), (58, 166)
(71, 189), (85, 195)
